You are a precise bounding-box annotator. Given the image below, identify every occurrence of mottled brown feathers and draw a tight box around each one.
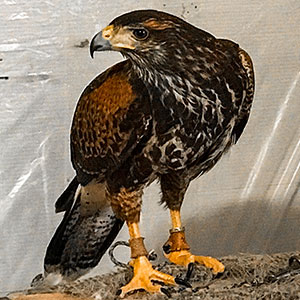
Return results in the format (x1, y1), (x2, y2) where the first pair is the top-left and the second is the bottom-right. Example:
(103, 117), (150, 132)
(74, 82), (126, 152)
(71, 61), (152, 184)
(86, 73), (135, 113)
(72, 69), (135, 157)
(109, 187), (143, 222)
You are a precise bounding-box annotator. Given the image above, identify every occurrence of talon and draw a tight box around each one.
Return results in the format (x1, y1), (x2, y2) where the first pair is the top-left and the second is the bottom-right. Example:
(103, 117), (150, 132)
(162, 243), (171, 254)
(174, 262), (194, 289)
(186, 262), (194, 280)
(119, 256), (175, 297)
(148, 249), (158, 261)
(213, 269), (225, 279)
(116, 289), (122, 296)
(175, 276), (192, 288)
(161, 287), (171, 297)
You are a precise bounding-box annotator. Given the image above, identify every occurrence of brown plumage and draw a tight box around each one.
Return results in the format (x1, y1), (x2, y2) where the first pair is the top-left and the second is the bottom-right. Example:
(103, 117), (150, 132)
(44, 9), (254, 296)
(71, 61), (151, 186)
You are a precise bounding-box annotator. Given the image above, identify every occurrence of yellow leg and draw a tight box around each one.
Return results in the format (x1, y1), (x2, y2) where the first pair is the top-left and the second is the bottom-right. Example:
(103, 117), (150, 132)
(163, 210), (225, 274)
(119, 222), (175, 297)
(170, 209), (182, 229)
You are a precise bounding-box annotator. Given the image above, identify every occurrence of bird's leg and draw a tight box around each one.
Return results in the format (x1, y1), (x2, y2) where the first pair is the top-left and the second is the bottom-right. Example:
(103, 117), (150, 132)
(163, 209), (225, 274)
(119, 221), (175, 297)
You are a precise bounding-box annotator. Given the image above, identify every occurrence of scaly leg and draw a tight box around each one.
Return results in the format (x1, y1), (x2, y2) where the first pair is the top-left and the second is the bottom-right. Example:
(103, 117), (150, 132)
(163, 210), (224, 274)
(119, 222), (175, 298)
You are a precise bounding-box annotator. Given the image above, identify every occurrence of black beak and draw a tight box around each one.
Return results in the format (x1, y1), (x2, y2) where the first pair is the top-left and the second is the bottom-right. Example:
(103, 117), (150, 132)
(90, 31), (112, 58)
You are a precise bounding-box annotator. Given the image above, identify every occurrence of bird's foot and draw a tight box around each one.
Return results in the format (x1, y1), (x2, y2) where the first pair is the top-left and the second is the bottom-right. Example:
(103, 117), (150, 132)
(163, 230), (224, 274)
(165, 249), (225, 274)
(118, 256), (175, 298)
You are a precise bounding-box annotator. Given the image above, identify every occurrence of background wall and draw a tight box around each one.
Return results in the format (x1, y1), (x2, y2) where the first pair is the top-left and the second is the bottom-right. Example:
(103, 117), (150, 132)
(1, 0), (300, 296)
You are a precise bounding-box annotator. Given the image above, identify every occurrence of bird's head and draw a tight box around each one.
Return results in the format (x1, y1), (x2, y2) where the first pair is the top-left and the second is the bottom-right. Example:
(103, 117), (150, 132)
(90, 10), (215, 78)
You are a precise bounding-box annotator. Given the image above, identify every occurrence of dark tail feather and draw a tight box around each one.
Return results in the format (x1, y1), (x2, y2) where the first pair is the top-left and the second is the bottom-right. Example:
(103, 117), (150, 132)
(44, 178), (124, 281)
(55, 177), (79, 213)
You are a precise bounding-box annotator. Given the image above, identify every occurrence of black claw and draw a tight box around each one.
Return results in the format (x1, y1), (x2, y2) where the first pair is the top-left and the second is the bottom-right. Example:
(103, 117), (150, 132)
(213, 269), (225, 279)
(116, 289), (122, 296)
(161, 287), (171, 297)
(186, 262), (194, 280)
(175, 277), (192, 288)
(148, 249), (158, 261)
(162, 243), (171, 254)
(173, 262), (194, 291)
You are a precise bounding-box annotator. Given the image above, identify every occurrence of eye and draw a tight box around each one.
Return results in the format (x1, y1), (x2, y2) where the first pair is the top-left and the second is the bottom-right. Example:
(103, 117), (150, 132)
(132, 28), (149, 40)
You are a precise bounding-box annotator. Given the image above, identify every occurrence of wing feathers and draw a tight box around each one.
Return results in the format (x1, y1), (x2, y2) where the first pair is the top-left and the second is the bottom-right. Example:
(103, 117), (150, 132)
(70, 60), (152, 185)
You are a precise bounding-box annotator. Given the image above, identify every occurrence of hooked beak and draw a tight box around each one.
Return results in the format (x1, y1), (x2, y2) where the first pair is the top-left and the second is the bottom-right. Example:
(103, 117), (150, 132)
(90, 32), (111, 58)
(90, 25), (114, 58)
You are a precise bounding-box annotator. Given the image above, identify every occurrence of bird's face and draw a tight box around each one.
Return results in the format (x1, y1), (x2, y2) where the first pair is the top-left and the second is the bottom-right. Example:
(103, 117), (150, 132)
(90, 10), (178, 57)
(90, 23), (151, 55)
(90, 10), (210, 76)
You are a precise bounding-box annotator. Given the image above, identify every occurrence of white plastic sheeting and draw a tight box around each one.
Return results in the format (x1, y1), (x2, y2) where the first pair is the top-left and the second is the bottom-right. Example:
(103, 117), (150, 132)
(1, 0), (300, 296)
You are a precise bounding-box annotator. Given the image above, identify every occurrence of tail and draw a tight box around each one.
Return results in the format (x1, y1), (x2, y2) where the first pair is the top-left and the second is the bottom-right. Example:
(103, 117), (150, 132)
(44, 177), (124, 281)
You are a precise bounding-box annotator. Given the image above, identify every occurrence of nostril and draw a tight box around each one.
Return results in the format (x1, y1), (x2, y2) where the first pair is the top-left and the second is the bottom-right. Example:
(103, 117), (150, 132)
(102, 25), (114, 40)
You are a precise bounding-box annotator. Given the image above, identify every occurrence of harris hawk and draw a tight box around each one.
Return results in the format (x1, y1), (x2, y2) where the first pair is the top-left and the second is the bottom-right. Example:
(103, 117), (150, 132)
(44, 9), (254, 296)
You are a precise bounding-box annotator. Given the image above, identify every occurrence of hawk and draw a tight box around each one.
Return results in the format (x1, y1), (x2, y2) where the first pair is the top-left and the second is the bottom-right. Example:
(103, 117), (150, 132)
(44, 9), (254, 296)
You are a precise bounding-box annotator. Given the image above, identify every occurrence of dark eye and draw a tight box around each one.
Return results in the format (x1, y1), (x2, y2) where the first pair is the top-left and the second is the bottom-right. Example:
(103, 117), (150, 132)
(132, 28), (149, 40)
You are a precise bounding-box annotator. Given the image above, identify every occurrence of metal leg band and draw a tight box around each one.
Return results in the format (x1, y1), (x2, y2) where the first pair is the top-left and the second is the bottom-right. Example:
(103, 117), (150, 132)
(169, 226), (185, 234)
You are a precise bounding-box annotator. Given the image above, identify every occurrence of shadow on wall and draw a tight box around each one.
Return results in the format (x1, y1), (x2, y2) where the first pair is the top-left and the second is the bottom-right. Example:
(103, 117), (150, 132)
(185, 199), (300, 257)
